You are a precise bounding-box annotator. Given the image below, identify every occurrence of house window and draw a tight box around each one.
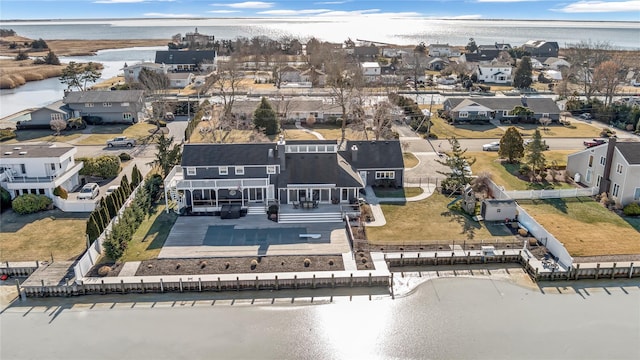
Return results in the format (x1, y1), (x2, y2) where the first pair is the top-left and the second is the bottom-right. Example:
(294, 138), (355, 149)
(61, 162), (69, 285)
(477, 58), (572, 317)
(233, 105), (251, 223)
(266, 166), (276, 174)
(612, 183), (620, 197)
(85, 103), (94, 107)
(503, 110), (509, 117)
(50, 113), (64, 121)
(38, 189), (45, 195)
(596, 175), (602, 188)
(600, 156), (606, 166)
(186, 167), (196, 176)
(20, 164), (26, 174)
(123, 113), (133, 121)
(585, 169), (592, 183)
(616, 163), (623, 174)
(459, 112), (468, 118)
(235, 166), (245, 175)
(121, 102), (129, 107)
(588, 155), (593, 168)
(542, 113), (549, 118)
(478, 111), (487, 117)
(219, 167), (228, 175)
(103, 102), (112, 107)
(634, 188), (640, 201)
(375, 171), (395, 179)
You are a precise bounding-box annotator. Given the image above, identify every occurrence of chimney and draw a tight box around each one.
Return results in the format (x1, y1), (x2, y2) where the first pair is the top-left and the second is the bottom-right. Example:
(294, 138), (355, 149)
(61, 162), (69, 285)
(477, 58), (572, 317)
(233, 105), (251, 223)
(351, 144), (358, 162)
(599, 137), (617, 194)
(277, 135), (286, 170)
(268, 148), (274, 158)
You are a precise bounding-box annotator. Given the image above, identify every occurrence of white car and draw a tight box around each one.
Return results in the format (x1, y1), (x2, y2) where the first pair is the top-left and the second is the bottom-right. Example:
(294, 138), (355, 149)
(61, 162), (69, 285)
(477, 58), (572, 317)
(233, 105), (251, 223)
(105, 185), (119, 196)
(77, 183), (100, 200)
(482, 141), (500, 151)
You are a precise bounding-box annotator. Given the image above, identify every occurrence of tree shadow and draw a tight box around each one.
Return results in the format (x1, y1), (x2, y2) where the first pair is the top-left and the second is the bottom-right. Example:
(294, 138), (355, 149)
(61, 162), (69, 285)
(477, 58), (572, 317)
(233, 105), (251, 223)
(538, 198), (569, 214)
(140, 210), (178, 251)
(440, 208), (481, 241)
(0, 209), (88, 233)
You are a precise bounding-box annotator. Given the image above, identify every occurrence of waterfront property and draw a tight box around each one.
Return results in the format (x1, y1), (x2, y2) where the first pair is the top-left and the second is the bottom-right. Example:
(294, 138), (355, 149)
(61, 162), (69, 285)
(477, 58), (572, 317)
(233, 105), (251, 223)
(154, 50), (217, 72)
(442, 96), (561, 124)
(566, 138), (640, 206)
(0, 143), (83, 200)
(14, 100), (70, 130)
(63, 90), (145, 124)
(164, 139), (404, 220)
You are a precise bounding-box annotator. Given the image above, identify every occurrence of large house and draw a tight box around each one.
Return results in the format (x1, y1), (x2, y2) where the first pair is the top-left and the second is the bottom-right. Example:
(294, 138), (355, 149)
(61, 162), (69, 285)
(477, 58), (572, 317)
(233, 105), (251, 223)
(474, 63), (513, 84)
(522, 40), (559, 58)
(361, 62), (381, 82)
(566, 139), (640, 206)
(428, 44), (460, 57)
(154, 50), (217, 72)
(443, 97), (561, 124)
(0, 144), (83, 200)
(122, 62), (168, 84)
(63, 90), (145, 124)
(14, 101), (70, 129)
(164, 139), (404, 219)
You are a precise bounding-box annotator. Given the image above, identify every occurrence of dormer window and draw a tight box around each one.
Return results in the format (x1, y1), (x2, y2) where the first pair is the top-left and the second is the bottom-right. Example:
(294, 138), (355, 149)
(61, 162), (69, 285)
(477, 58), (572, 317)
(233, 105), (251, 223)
(219, 166), (228, 175)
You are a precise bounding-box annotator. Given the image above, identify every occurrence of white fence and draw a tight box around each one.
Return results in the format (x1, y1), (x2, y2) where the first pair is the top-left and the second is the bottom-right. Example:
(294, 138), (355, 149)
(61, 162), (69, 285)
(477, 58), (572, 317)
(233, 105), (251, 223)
(52, 196), (98, 212)
(503, 187), (598, 200)
(73, 182), (143, 280)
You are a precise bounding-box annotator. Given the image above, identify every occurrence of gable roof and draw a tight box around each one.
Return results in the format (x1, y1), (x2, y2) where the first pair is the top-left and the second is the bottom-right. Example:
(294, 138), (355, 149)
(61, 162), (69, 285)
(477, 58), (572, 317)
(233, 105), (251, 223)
(278, 153), (363, 187)
(341, 140), (404, 169)
(63, 90), (144, 104)
(0, 144), (74, 159)
(616, 142), (640, 165)
(445, 97), (560, 114)
(154, 50), (216, 65)
(181, 143), (277, 167)
(451, 99), (493, 113)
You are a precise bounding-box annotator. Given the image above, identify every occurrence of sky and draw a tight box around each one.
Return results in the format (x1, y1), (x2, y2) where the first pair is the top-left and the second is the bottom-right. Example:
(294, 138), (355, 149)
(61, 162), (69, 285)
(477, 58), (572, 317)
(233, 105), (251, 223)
(1, 0), (639, 21)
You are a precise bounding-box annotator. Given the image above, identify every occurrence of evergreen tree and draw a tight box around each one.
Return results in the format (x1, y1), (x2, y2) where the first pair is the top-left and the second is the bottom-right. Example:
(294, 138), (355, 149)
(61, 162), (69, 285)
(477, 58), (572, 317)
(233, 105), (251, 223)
(513, 56), (533, 89)
(105, 193), (117, 220)
(43, 51), (60, 65)
(253, 97), (279, 135)
(499, 127), (525, 163)
(524, 129), (547, 179)
(131, 164), (141, 187)
(436, 137), (476, 194)
(85, 213), (101, 243)
(15, 51), (28, 61)
(121, 174), (131, 196)
(150, 133), (182, 177)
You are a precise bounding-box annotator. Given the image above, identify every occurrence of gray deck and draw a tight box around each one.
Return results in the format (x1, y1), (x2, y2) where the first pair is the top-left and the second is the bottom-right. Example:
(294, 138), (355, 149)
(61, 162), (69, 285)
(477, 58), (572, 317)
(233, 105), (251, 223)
(159, 214), (350, 258)
(21, 261), (76, 287)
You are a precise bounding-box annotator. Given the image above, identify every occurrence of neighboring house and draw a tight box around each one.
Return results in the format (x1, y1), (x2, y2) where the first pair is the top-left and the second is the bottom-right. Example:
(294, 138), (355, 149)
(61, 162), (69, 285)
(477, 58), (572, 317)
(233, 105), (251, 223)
(154, 50), (217, 72)
(230, 98), (326, 125)
(15, 101), (70, 130)
(0, 144), (83, 201)
(163, 139), (404, 216)
(280, 66), (302, 83)
(180, 28), (215, 49)
(542, 57), (570, 70)
(427, 57), (448, 71)
(300, 67), (326, 87)
(566, 139), (640, 206)
(522, 40), (559, 57)
(474, 64), (513, 84)
(361, 62), (381, 82)
(530, 58), (544, 70)
(167, 72), (194, 88)
(353, 46), (379, 61)
(63, 90), (145, 124)
(122, 62), (168, 84)
(443, 97), (561, 123)
(428, 44), (459, 57)
(477, 43), (512, 60)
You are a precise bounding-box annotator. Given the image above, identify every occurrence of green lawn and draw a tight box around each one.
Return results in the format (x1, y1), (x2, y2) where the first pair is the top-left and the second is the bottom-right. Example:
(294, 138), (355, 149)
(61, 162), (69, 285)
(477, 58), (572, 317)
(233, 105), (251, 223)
(75, 123), (157, 145)
(519, 198), (640, 257)
(7, 130), (82, 144)
(373, 187), (423, 198)
(470, 151), (575, 191)
(403, 152), (419, 168)
(119, 205), (178, 262)
(366, 192), (515, 244)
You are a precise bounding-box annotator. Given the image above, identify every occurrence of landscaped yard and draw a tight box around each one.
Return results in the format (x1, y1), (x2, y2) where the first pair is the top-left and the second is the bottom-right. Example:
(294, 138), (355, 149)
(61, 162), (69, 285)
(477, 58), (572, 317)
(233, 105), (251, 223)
(372, 187), (423, 198)
(119, 206), (178, 262)
(0, 209), (88, 262)
(366, 192), (515, 244)
(519, 198), (640, 257)
(75, 123), (157, 145)
(403, 152), (419, 168)
(9, 130), (83, 144)
(469, 151), (575, 191)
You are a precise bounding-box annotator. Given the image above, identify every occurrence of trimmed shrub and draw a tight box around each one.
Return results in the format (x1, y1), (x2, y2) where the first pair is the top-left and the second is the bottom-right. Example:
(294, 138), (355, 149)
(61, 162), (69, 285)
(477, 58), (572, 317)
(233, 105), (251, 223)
(303, 258), (311, 267)
(0, 187), (11, 212)
(118, 152), (132, 161)
(11, 194), (52, 215)
(623, 202), (640, 216)
(0, 128), (16, 142)
(97, 266), (111, 277)
(328, 259), (334, 266)
(518, 228), (529, 237)
(53, 185), (68, 200)
(250, 259), (258, 269)
(78, 155), (121, 178)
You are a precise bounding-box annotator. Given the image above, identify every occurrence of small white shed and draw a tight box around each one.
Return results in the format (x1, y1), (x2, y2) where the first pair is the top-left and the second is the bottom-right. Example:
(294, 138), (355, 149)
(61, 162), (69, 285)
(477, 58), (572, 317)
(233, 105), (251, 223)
(481, 199), (517, 221)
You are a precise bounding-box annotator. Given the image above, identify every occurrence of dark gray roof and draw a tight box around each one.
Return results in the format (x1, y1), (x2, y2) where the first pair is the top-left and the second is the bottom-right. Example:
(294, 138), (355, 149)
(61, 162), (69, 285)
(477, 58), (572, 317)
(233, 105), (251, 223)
(181, 143), (278, 167)
(63, 90), (144, 104)
(616, 142), (640, 165)
(0, 144), (74, 158)
(341, 140), (404, 169)
(445, 97), (560, 114)
(278, 153), (363, 187)
(155, 50), (216, 65)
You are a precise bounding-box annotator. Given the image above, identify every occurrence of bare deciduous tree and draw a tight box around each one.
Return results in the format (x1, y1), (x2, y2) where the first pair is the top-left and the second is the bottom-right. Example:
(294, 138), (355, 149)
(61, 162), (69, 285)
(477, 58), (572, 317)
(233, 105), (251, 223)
(325, 53), (363, 145)
(593, 60), (621, 107)
(50, 118), (67, 136)
(212, 57), (245, 121)
(371, 100), (394, 140)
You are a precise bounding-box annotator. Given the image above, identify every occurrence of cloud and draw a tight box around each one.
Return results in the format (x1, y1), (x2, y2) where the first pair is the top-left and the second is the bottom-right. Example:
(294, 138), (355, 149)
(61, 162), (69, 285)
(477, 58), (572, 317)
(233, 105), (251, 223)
(257, 9), (332, 15)
(94, 0), (175, 3)
(445, 14), (484, 19)
(144, 12), (198, 17)
(208, 10), (241, 13)
(555, 0), (640, 12)
(211, 1), (274, 8)
(314, 1), (349, 4)
(475, 0), (538, 2)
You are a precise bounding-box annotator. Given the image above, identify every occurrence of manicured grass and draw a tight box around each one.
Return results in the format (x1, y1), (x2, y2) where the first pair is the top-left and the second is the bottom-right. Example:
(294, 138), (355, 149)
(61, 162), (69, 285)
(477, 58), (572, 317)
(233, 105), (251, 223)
(8, 130), (82, 144)
(366, 192), (515, 244)
(0, 209), (88, 262)
(510, 123), (601, 138)
(75, 123), (157, 145)
(469, 151), (574, 191)
(519, 198), (640, 256)
(278, 128), (322, 141)
(310, 124), (376, 140)
(403, 152), (419, 168)
(119, 205), (178, 262)
(372, 187), (423, 198)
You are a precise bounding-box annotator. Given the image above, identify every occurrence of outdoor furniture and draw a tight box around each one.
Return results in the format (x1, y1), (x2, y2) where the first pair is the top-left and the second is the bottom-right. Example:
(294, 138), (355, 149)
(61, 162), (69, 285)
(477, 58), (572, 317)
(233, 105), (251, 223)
(302, 201), (314, 209)
(292, 201), (299, 209)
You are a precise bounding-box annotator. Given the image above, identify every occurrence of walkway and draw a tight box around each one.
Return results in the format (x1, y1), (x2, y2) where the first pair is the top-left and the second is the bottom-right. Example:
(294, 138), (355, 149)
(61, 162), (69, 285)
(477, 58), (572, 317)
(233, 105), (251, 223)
(362, 184), (437, 227)
(294, 122), (325, 140)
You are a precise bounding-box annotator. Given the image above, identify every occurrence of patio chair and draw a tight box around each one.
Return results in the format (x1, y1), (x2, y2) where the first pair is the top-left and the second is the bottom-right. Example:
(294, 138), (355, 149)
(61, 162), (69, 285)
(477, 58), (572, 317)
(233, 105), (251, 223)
(292, 201), (299, 209)
(313, 200), (318, 208)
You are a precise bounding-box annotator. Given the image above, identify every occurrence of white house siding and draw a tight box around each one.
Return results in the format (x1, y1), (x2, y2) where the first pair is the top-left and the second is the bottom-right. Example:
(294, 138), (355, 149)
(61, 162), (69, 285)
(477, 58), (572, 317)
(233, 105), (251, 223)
(566, 145), (607, 187)
(609, 150), (640, 206)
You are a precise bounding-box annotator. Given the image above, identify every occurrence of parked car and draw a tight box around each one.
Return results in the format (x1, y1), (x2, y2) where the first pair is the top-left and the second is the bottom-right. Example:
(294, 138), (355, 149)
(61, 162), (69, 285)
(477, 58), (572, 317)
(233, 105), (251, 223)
(106, 136), (136, 147)
(578, 113), (592, 120)
(482, 141), (500, 151)
(105, 185), (119, 196)
(524, 139), (550, 150)
(77, 183), (99, 200)
(583, 138), (607, 148)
